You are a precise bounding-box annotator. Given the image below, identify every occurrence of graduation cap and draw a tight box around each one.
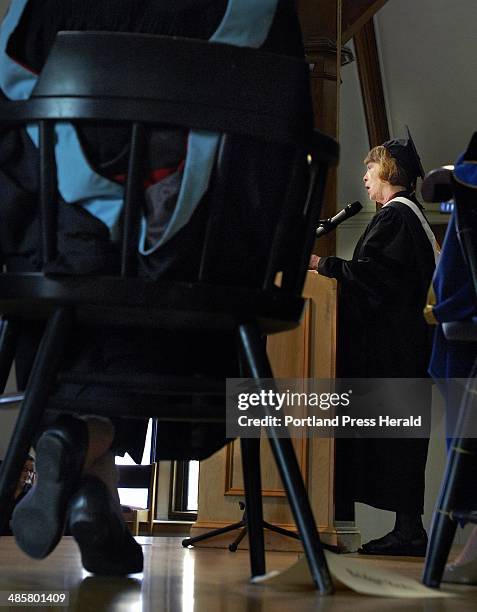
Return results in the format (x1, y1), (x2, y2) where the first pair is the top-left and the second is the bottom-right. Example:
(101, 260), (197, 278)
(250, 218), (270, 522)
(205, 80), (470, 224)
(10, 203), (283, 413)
(383, 126), (425, 183)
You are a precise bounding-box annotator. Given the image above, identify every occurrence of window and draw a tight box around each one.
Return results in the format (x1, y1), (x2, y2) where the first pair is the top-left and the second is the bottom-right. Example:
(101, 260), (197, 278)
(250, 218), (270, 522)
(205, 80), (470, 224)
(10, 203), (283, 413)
(169, 460), (199, 520)
(115, 420), (200, 520)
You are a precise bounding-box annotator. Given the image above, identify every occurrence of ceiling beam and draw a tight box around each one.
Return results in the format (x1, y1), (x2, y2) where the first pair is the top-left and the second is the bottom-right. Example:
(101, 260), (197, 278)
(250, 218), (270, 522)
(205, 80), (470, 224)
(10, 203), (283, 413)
(342, 0), (388, 43)
(353, 18), (389, 148)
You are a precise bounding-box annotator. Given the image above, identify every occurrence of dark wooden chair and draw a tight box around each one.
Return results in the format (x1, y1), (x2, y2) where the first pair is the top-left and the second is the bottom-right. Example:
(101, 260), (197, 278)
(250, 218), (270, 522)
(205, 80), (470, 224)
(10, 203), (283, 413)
(0, 31), (338, 593)
(421, 145), (477, 588)
(118, 463), (158, 536)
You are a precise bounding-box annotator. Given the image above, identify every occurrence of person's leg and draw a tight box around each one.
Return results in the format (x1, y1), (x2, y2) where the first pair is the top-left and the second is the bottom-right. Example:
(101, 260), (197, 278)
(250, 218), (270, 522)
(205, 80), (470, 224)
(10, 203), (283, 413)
(359, 510), (427, 556)
(443, 526), (477, 584)
(394, 511), (426, 540)
(452, 526), (477, 565)
(84, 450), (120, 504)
(82, 416), (115, 471)
(73, 417), (143, 575)
(11, 415), (115, 553)
(11, 414), (90, 558)
(12, 414), (143, 573)
(67, 469), (143, 575)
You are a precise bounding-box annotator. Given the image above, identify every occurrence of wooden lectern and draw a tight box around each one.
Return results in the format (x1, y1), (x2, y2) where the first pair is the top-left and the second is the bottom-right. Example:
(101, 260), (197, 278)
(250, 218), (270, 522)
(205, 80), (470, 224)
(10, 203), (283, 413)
(190, 271), (360, 552)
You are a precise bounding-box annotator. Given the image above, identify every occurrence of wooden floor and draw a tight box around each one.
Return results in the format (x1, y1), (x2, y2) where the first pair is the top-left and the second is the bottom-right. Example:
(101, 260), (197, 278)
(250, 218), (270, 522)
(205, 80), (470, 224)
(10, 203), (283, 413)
(0, 536), (476, 611)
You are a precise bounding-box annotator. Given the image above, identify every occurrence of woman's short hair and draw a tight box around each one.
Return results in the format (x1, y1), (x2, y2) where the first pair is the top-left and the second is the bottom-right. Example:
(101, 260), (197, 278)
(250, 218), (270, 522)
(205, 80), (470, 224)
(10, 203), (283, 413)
(364, 145), (413, 188)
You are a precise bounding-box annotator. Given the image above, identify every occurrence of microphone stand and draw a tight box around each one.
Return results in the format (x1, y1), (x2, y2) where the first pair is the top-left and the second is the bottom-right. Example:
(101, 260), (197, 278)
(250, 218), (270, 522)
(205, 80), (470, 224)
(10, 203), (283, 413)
(181, 438), (300, 552)
(182, 495), (300, 552)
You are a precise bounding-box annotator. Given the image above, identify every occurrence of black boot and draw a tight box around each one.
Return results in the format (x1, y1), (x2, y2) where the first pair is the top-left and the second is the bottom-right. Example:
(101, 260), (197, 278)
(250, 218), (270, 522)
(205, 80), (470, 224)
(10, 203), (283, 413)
(68, 476), (143, 575)
(12, 416), (88, 559)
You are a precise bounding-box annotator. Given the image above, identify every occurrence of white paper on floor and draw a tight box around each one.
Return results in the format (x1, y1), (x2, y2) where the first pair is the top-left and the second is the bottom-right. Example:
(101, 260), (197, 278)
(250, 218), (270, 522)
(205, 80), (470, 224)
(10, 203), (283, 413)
(252, 550), (455, 598)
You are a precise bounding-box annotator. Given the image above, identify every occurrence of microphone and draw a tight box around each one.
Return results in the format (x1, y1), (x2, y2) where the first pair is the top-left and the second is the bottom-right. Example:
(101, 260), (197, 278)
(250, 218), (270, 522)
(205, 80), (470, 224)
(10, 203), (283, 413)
(315, 201), (363, 237)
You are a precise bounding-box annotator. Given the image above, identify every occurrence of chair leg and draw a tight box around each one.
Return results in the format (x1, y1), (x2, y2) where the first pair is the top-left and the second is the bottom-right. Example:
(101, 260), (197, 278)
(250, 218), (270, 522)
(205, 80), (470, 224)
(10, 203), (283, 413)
(423, 437), (477, 587)
(238, 322), (334, 595)
(423, 510), (457, 588)
(0, 318), (19, 394)
(132, 511), (140, 537)
(147, 511), (154, 536)
(0, 307), (74, 536)
(240, 437), (266, 577)
(423, 373), (477, 588)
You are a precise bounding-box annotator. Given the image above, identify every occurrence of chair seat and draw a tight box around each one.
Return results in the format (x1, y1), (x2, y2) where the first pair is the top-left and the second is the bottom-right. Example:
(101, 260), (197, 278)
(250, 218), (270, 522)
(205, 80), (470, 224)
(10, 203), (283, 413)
(442, 318), (477, 341)
(122, 506), (148, 521)
(0, 273), (304, 334)
(47, 393), (226, 422)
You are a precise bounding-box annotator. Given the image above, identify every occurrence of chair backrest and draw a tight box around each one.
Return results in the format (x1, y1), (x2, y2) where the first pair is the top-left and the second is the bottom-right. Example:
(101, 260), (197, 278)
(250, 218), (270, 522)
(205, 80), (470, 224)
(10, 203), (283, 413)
(0, 31), (338, 298)
(422, 133), (477, 300)
(453, 137), (477, 300)
(118, 461), (157, 493)
(117, 463), (158, 508)
(117, 463), (158, 534)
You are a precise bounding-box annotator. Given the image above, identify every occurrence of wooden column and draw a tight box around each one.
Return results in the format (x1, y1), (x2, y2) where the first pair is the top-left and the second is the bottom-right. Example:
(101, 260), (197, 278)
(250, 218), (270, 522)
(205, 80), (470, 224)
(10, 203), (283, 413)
(296, 0), (343, 257)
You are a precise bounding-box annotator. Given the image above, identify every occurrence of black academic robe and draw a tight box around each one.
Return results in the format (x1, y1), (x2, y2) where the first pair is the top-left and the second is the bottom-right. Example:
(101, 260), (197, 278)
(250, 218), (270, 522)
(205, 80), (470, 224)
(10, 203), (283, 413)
(318, 193), (435, 513)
